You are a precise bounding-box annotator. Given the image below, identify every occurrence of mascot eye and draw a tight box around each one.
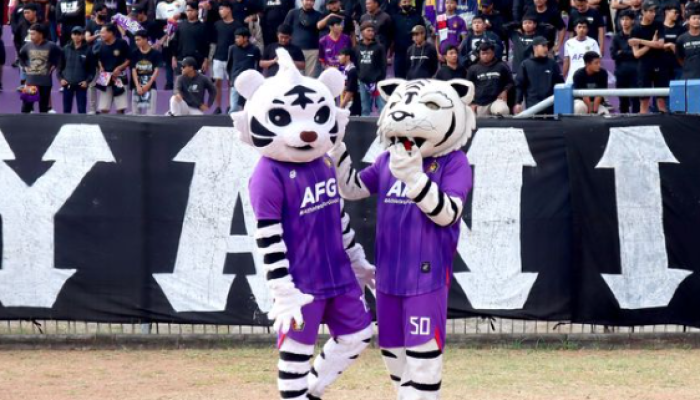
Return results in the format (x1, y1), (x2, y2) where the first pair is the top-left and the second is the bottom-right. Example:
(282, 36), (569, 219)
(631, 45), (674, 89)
(425, 101), (440, 110)
(268, 108), (292, 127)
(314, 106), (331, 124)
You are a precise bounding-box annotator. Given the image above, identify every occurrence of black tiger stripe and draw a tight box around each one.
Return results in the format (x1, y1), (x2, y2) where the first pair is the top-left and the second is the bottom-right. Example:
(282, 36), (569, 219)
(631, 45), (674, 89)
(251, 117), (277, 137)
(256, 235), (282, 248)
(280, 389), (308, 399)
(264, 252), (286, 265)
(381, 350), (397, 359)
(362, 337), (371, 343)
(434, 113), (457, 147)
(400, 381), (442, 391)
(258, 220), (281, 229)
(320, 351), (326, 359)
(252, 136), (273, 147)
(405, 349), (443, 359)
(338, 150), (350, 166)
(330, 135), (337, 144)
(412, 179), (432, 203)
(342, 223), (351, 234)
(310, 367), (318, 377)
(349, 354), (359, 359)
(266, 268), (289, 281)
(427, 192), (446, 217)
(330, 122), (339, 134)
(278, 370), (309, 380)
(448, 196), (460, 225)
(390, 375), (401, 382)
(345, 238), (356, 250)
(353, 171), (363, 188)
(307, 394), (322, 400)
(346, 168), (355, 185)
(280, 352), (313, 362)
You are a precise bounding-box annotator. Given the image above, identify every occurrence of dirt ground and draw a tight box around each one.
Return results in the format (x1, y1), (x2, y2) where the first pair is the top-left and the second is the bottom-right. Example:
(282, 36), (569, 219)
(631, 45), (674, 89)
(1, 348), (699, 400)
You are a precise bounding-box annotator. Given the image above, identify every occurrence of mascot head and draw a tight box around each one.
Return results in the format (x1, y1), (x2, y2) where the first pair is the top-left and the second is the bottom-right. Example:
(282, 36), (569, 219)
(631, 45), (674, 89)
(231, 49), (349, 163)
(376, 78), (476, 158)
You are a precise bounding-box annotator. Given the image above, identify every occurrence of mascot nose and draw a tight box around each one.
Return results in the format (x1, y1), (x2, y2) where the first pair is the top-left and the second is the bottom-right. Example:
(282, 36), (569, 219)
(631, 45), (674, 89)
(300, 131), (318, 143)
(390, 110), (414, 122)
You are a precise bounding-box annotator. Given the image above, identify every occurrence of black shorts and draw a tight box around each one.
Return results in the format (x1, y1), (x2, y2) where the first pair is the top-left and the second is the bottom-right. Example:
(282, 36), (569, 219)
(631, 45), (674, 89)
(637, 63), (670, 92)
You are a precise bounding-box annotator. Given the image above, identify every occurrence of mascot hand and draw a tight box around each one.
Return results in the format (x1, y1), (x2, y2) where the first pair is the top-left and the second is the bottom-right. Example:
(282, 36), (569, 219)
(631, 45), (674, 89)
(351, 258), (376, 291)
(268, 283), (314, 334)
(389, 143), (424, 189)
(328, 108), (350, 161)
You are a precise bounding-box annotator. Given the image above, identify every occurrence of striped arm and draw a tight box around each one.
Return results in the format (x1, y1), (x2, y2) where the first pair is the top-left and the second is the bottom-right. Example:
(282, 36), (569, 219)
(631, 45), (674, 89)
(330, 143), (371, 200)
(254, 219), (292, 288)
(406, 174), (464, 227)
(339, 200), (367, 264)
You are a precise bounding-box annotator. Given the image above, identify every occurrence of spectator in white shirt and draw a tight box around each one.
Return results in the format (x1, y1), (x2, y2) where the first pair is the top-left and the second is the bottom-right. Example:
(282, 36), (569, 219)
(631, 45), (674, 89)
(563, 19), (601, 84)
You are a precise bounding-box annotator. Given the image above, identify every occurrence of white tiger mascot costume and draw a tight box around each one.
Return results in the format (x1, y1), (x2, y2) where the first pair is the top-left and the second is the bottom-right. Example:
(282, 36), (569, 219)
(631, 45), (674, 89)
(330, 78), (476, 400)
(232, 49), (375, 400)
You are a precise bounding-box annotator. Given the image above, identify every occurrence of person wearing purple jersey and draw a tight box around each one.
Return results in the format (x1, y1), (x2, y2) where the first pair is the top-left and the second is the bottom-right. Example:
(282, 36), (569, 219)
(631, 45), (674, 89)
(318, 16), (353, 69)
(435, 0), (468, 59)
(331, 78), (476, 400)
(232, 48), (374, 400)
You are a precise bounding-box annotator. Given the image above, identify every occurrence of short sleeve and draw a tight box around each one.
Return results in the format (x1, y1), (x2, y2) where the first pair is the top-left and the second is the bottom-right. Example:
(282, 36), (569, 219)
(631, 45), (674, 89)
(440, 151), (472, 203)
(249, 159), (284, 220)
(358, 153), (385, 194)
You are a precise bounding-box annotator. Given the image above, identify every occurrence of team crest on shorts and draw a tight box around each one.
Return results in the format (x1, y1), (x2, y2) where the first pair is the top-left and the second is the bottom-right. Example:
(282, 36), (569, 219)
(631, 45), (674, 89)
(292, 320), (305, 331)
(428, 161), (439, 174)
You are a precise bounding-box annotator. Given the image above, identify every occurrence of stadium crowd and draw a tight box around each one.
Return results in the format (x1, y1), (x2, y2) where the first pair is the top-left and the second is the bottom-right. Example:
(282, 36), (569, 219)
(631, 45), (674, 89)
(1, 0), (700, 115)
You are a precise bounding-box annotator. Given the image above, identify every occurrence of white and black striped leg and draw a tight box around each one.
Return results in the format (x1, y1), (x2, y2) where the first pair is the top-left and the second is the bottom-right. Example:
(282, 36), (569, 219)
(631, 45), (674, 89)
(255, 219), (292, 287)
(278, 338), (315, 400)
(399, 340), (443, 400)
(381, 347), (407, 391)
(407, 174), (463, 227)
(308, 325), (373, 398)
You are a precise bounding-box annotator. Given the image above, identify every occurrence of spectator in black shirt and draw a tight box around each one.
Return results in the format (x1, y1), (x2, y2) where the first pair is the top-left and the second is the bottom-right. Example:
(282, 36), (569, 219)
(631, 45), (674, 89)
(19, 23), (60, 113)
(506, 13), (540, 78)
(573, 51), (609, 114)
(85, 4), (109, 114)
(131, 30), (162, 115)
(661, 4), (684, 79)
(171, 2), (210, 75)
(213, 2), (243, 114)
(515, 36), (564, 114)
(611, 9), (640, 112)
(360, 0), (393, 50)
(119, 7), (165, 54)
(284, 0), (322, 77)
(530, 0), (566, 53)
(338, 47), (361, 115)
(96, 24), (130, 114)
(260, 0), (295, 46)
(481, 0), (507, 45)
(676, 8), (700, 79)
(436, 44), (467, 79)
(630, 0), (667, 113)
(355, 21), (386, 116)
(261, 24), (306, 76)
(459, 14), (503, 69)
(227, 27), (261, 112)
(318, 0), (355, 39)
(406, 25), (438, 79)
(391, 0), (423, 78)
(56, 0), (85, 46)
(568, 0), (606, 50)
(59, 26), (94, 114)
(13, 3), (41, 86)
(467, 40), (513, 116)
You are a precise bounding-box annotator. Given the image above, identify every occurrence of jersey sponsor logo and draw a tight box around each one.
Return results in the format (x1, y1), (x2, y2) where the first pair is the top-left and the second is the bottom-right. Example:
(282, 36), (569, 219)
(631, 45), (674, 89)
(300, 178), (339, 213)
(385, 180), (412, 204)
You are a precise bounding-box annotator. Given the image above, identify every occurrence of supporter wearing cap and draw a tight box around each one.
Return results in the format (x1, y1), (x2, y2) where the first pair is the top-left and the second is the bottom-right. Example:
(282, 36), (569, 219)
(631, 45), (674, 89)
(629, 0), (667, 113)
(58, 25), (94, 114)
(611, 9), (641, 113)
(227, 27), (261, 112)
(260, 24), (306, 76)
(563, 18), (601, 84)
(168, 56), (218, 116)
(392, 0), (424, 78)
(675, 8), (700, 79)
(353, 21), (387, 116)
(318, 15), (352, 69)
(514, 36), (564, 115)
(284, 0), (323, 77)
(406, 24), (438, 79)
(568, 0), (606, 51)
(56, 0), (86, 46)
(466, 40), (513, 116)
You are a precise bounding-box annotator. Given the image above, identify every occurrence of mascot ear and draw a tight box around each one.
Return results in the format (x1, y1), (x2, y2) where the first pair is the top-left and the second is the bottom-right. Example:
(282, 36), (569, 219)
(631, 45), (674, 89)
(447, 79), (475, 105)
(378, 79), (404, 101)
(231, 110), (252, 146)
(235, 70), (266, 100)
(318, 68), (345, 98)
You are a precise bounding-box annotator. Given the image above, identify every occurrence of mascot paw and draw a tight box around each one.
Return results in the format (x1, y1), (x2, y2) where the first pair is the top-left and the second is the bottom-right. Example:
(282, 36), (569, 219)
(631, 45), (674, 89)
(269, 288), (314, 334)
(388, 143), (424, 188)
(352, 259), (376, 291)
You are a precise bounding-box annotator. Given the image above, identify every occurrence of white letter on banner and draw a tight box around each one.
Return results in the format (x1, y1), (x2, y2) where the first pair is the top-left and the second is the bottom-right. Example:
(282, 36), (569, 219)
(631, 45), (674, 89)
(596, 126), (691, 309)
(453, 128), (539, 310)
(153, 127), (272, 313)
(0, 125), (115, 308)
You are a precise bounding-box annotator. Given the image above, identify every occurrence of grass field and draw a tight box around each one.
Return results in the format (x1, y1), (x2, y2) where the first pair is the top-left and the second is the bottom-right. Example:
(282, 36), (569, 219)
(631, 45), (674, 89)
(1, 348), (699, 400)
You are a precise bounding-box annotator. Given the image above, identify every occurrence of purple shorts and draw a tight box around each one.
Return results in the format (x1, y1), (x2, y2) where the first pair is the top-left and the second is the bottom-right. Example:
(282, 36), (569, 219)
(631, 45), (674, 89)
(279, 284), (372, 347)
(376, 286), (448, 350)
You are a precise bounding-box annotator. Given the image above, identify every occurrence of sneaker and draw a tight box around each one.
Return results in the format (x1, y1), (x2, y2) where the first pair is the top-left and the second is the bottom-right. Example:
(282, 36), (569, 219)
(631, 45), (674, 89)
(87, 111), (96, 115)
(165, 111), (175, 116)
(59, 86), (64, 92)
(48, 109), (56, 114)
(213, 107), (222, 115)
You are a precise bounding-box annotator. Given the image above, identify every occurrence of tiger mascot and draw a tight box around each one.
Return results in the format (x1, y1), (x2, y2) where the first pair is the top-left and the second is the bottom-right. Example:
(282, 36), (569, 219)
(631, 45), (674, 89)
(330, 78), (476, 400)
(232, 49), (375, 400)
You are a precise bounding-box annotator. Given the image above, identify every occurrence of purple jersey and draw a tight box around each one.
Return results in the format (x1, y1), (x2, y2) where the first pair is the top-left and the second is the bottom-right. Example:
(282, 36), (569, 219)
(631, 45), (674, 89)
(318, 34), (352, 68)
(249, 156), (356, 299)
(439, 15), (468, 55)
(359, 150), (472, 296)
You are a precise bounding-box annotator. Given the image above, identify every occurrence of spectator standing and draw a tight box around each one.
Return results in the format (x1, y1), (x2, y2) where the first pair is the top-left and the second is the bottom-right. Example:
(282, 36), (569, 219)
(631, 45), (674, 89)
(318, 16), (352, 69)
(435, 0), (468, 58)
(59, 26), (94, 113)
(338, 47), (361, 115)
(213, 2), (244, 114)
(56, 0), (85, 46)
(85, 4), (108, 114)
(568, 0), (606, 50)
(284, 0), (322, 77)
(227, 27), (260, 112)
(515, 36), (564, 114)
(506, 13), (539, 75)
(18, 23), (60, 113)
(530, 0), (566, 53)
(318, 0), (355, 38)
(611, 9), (640, 112)
(355, 21), (386, 116)
(171, 2), (210, 75)
(435, 44), (467, 79)
(572, 51), (609, 114)
(466, 41), (513, 116)
(391, 0), (423, 78)
(676, 8), (700, 79)
(360, 0), (393, 49)
(260, 0), (295, 46)
(406, 25), (438, 79)
(661, 4), (684, 79)
(260, 24), (306, 76)
(120, 7), (165, 53)
(11, 0), (36, 67)
(167, 56), (217, 115)
(13, 3), (41, 88)
(563, 19), (600, 83)
(96, 24), (130, 114)
(630, 0), (667, 113)
(480, 0), (507, 45)
(131, 29), (162, 115)
(458, 14), (503, 69)
(156, 0), (185, 90)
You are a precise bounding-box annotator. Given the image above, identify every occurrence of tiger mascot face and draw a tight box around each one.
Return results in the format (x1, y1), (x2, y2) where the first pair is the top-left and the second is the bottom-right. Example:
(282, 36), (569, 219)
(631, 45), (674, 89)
(231, 49), (349, 163)
(377, 78), (476, 158)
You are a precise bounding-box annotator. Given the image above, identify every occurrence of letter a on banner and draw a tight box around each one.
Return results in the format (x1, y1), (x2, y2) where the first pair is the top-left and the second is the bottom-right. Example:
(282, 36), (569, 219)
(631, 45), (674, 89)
(454, 128), (539, 310)
(596, 126), (692, 309)
(154, 127), (272, 313)
(0, 125), (115, 308)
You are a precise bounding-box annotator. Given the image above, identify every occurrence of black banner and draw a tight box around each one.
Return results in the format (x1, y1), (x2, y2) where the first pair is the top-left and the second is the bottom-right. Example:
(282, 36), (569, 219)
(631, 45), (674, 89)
(0, 114), (698, 327)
